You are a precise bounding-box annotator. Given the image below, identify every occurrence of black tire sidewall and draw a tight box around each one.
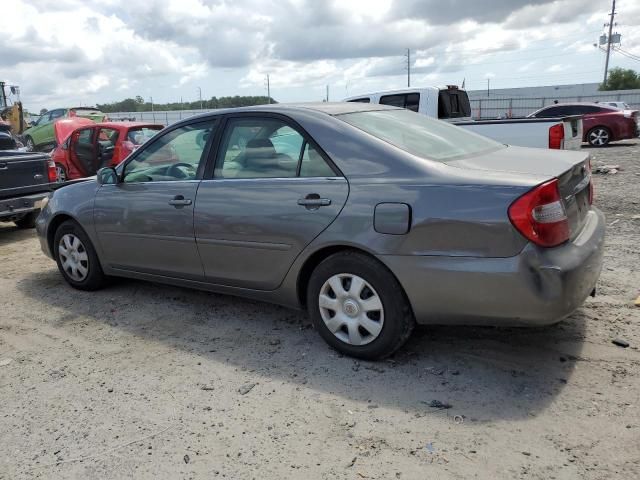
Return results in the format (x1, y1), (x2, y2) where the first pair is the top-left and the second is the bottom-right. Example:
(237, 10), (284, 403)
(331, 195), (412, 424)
(53, 220), (105, 290)
(307, 252), (413, 360)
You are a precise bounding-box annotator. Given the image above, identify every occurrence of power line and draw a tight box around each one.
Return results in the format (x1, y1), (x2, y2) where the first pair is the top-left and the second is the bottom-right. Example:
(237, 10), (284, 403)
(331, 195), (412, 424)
(614, 48), (640, 63)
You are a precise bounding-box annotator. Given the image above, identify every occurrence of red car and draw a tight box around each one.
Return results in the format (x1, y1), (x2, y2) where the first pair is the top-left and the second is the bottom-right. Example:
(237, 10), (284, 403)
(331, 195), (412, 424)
(528, 103), (638, 147)
(51, 120), (164, 181)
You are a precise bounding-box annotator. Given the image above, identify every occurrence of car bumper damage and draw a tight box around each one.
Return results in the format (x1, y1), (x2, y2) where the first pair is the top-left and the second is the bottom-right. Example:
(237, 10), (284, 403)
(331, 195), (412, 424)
(378, 207), (605, 326)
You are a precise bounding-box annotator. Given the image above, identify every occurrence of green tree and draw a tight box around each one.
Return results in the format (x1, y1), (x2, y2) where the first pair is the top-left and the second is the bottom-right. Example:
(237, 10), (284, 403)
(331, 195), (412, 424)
(39, 108), (48, 115)
(600, 68), (640, 91)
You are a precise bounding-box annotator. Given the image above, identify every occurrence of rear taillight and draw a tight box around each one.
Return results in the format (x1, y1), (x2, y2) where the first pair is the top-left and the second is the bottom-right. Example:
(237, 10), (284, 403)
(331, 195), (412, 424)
(548, 123), (564, 149)
(47, 160), (57, 183)
(508, 178), (569, 248)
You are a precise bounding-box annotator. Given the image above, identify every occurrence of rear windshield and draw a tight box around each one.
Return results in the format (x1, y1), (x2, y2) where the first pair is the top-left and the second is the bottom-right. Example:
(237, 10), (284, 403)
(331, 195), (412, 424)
(127, 127), (162, 145)
(337, 109), (504, 161)
(72, 108), (104, 116)
(437, 90), (471, 119)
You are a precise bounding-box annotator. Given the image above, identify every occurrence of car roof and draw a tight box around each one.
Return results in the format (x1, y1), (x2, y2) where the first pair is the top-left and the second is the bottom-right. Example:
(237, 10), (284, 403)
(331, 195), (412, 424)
(543, 102), (617, 110)
(93, 122), (164, 130)
(180, 102), (401, 122)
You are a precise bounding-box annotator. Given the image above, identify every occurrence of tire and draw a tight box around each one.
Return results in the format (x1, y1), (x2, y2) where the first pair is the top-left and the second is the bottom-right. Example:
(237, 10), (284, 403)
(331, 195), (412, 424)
(14, 211), (38, 229)
(25, 136), (35, 152)
(587, 126), (611, 147)
(53, 220), (107, 291)
(307, 251), (415, 360)
(55, 163), (67, 183)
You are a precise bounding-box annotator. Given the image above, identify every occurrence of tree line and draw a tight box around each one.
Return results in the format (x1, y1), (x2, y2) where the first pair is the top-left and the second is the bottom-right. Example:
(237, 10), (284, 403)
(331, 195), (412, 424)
(600, 68), (640, 91)
(95, 95), (277, 113)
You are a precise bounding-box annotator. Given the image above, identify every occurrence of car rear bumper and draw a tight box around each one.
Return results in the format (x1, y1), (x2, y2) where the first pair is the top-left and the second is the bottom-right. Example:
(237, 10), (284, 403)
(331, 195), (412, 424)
(377, 207), (605, 326)
(0, 192), (48, 220)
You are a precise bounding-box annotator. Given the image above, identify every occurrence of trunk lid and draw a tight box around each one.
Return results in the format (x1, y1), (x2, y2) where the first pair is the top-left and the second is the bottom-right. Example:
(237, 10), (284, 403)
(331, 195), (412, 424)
(0, 151), (52, 199)
(447, 145), (592, 240)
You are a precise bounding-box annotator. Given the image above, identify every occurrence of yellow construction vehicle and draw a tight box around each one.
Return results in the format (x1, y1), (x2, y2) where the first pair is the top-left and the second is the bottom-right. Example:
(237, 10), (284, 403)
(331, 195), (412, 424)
(0, 81), (26, 135)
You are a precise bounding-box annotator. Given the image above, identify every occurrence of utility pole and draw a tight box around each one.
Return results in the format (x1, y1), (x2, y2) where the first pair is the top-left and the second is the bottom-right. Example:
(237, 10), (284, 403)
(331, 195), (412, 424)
(197, 86), (203, 109)
(487, 78), (490, 97)
(406, 48), (411, 88)
(603, 0), (616, 85)
(266, 74), (271, 104)
(326, 84), (329, 102)
(149, 96), (154, 112)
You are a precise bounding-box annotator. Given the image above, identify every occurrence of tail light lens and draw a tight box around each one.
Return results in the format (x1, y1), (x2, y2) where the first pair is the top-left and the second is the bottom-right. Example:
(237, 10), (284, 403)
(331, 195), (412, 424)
(47, 159), (57, 183)
(508, 178), (569, 248)
(548, 123), (564, 149)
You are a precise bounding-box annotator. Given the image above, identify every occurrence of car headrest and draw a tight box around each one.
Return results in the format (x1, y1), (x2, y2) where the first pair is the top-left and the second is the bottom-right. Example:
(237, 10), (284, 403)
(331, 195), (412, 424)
(246, 138), (276, 158)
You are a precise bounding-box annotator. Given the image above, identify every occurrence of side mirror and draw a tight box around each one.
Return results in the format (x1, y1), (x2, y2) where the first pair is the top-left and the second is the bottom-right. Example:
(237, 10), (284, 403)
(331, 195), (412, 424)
(96, 166), (119, 185)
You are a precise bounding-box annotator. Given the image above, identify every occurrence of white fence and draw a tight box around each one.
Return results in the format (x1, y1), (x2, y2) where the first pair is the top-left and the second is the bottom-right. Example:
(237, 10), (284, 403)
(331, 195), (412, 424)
(106, 109), (215, 126)
(471, 92), (640, 120)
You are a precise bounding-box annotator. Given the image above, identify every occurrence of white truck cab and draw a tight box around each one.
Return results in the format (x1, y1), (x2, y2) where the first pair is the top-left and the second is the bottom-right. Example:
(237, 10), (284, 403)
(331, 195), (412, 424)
(344, 86), (473, 122)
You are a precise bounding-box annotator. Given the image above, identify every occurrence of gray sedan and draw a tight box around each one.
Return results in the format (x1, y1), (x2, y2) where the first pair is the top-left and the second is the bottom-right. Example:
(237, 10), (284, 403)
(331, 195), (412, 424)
(36, 103), (605, 359)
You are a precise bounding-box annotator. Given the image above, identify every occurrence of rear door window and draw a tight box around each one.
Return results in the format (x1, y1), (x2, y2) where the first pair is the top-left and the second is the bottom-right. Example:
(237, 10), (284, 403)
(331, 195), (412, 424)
(347, 98), (371, 103)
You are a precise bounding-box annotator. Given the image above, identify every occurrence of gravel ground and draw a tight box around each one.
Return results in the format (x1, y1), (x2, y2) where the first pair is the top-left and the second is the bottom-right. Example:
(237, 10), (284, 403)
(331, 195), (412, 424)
(1, 142), (639, 479)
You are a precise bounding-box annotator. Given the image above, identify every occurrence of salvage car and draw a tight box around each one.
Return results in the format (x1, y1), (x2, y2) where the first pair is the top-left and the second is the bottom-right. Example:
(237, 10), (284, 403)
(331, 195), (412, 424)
(36, 103), (604, 359)
(527, 102), (638, 147)
(50, 120), (163, 182)
(22, 107), (107, 152)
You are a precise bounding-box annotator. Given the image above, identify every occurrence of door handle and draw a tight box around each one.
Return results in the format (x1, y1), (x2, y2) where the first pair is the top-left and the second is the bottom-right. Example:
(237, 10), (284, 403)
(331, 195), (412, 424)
(168, 195), (192, 207)
(297, 194), (331, 209)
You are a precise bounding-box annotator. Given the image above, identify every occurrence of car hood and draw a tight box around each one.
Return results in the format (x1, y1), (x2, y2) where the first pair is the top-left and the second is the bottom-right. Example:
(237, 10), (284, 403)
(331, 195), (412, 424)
(54, 118), (94, 144)
(445, 145), (588, 178)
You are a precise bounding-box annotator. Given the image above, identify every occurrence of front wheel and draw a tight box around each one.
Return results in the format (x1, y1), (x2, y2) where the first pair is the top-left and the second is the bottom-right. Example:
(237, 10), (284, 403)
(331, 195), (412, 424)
(587, 127), (611, 147)
(53, 220), (107, 291)
(307, 251), (415, 360)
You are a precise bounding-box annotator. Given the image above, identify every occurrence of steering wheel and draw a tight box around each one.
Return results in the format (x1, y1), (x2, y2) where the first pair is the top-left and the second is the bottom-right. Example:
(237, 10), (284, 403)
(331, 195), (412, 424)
(167, 162), (196, 179)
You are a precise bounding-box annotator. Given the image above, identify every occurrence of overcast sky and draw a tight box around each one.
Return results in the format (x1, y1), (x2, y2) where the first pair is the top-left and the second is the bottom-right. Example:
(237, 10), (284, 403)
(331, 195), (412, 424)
(3, 0), (640, 111)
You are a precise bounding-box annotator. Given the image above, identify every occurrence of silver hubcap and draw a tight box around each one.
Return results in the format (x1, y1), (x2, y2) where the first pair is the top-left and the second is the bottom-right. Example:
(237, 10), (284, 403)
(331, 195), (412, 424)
(318, 273), (384, 346)
(589, 129), (609, 146)
(56, 165), (66, 183)
(58, 234), (89, 282)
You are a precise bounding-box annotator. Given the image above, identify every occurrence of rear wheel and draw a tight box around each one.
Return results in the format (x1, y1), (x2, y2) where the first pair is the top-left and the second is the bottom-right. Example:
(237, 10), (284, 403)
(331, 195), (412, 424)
(14, 211), (38, 229)
(307, 251), (414, 360)
(587, 126), (611, 147)
(54, 220), (107, 290)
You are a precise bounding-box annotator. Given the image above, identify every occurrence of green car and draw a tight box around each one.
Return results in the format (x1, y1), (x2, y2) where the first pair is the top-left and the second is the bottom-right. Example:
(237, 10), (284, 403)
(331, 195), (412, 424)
(23, 107), (107, 151)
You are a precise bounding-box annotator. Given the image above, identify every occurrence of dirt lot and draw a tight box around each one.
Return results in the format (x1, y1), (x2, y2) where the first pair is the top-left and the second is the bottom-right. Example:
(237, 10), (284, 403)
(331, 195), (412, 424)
(1, 142), (639, 480)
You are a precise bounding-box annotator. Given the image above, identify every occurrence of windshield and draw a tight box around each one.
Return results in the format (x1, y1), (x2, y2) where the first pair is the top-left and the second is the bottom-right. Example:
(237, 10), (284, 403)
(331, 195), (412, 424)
(337, 109), (504, 161)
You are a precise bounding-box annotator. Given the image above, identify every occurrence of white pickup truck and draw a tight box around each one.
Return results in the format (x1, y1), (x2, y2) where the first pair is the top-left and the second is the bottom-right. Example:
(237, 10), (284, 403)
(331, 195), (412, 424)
(344, 86), (583, 150)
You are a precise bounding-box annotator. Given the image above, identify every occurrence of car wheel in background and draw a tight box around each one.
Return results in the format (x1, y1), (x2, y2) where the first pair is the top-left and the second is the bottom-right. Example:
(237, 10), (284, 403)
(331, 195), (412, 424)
(307, 251), (415, 360)
(14, 211), (38, 229)
(55, 163), (67, 183)
(587, 127), (611, 147)
(53, 220), (107, 291)
(25, 136), (35, 152)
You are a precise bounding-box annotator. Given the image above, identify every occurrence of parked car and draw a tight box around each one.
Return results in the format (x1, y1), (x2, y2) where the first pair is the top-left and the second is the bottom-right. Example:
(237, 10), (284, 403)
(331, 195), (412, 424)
(344, 86), (584, 150)
(22, 107), (107, 152)
(527, 103), (638, 147)
(50, 121), (163, 182)
(1, 150), (54, 228)
(36, 103), (604, 359)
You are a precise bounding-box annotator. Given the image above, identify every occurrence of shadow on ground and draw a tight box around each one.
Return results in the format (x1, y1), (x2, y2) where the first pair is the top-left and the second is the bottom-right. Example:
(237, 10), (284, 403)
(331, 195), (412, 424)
(17, 269), (586, 423)
(0, 225), (35, 246)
